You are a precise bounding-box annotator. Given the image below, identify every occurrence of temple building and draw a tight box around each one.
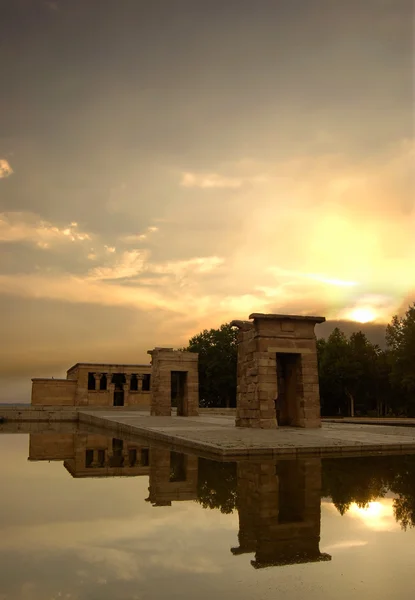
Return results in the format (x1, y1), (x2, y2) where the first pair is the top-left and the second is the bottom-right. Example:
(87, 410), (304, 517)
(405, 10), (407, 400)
(31, 362), (152, 408)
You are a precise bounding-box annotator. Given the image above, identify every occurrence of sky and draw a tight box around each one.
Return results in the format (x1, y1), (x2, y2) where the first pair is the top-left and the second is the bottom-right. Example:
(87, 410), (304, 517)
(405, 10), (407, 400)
(0, 0), (414, 400)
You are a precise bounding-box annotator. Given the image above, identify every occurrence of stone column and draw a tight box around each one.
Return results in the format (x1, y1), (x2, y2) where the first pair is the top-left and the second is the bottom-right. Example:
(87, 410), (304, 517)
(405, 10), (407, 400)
(93, 373), (101, 390)
(137, 374), (144, 392)
(108, 374), (115, 399)
(231, 321), (276, 428)
(147, 447), (172, 505)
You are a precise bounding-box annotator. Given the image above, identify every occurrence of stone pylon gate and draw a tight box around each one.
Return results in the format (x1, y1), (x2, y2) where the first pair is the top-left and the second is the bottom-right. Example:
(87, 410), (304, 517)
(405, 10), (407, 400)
(147, 348), (199, 417)
(231, 458), (331, 568)
(146, 447), (199, 506)
(231, 313), (325, 429)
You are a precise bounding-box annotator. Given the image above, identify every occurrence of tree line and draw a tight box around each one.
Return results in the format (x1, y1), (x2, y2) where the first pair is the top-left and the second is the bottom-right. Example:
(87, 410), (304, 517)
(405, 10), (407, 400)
(185, 303), (415, 417)
(197, 454), (415, 531)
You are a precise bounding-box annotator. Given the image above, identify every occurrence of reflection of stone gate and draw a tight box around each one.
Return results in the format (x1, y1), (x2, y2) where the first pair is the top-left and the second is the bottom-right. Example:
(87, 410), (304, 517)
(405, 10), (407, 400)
(231, 313), (325, 429)
(147, 348), (199, 417)
(146, 447), (199, 506)
(232, 458), (331, 568)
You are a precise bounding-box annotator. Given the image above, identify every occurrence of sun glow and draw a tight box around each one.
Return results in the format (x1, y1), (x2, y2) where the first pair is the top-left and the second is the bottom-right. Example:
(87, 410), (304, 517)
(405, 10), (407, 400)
(347, 501), (394, 530)
(348, 307), (377, 323)
(350, 502), (383, 519)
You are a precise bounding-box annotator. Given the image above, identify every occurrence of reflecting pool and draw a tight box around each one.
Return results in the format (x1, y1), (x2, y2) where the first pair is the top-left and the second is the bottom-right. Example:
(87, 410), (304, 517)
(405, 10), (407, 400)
(1, 430), (415, 599)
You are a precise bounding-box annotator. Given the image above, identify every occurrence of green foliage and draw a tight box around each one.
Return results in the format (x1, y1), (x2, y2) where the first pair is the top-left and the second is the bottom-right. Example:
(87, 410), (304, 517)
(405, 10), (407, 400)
(196, 458), (237, 514)
(185, 323), (238, 408)
(187, 303), (415, 416)
(322, 455), (415, 531)
(196, 454), (415, 530)
(318, 328), (384, 416)
(386, 303), (415, 415)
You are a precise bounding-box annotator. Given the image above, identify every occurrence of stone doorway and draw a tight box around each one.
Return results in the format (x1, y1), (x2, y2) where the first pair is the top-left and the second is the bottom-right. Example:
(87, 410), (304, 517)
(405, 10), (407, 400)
(171, 371), (188, 416)
(148, 348), (199, 417)
(276, 460), (305, 523)
(275, 353), (302, 426)
(231, 313), (324, 429)
(112, 374), (126, 406)
(110, 438), (124, 467)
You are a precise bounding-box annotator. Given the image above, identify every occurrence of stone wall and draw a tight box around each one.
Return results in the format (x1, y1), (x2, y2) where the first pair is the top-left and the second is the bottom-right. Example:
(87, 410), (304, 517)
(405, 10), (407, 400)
(147, 447), (198, 505)
(231, 314), (324, 429)
(63, 433), (150, 478)
(31, 364), (152, 408)
(0, 406), (78, 422)
(29, 433), (74, 461)
(232, 458), (330, 568)
(31, 379), (77, 406)
(148, 348), (199, 417)
(73, 365), (151, 408)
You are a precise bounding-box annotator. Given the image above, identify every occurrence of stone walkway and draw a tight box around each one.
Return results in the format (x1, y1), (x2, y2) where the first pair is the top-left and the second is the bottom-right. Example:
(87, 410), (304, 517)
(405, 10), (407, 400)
(78, 410), (415, 458)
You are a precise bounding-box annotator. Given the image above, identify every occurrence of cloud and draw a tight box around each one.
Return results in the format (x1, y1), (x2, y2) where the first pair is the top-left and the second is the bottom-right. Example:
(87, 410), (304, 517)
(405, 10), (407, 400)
(0, 159), (13, 179)
(0, 253), (226, 319)
(0, 139), (413, 384)
(152, 256), (224, 276)
(0, 212), (91, 248)
(323, 540), (369, 552)
(180, 172), (244, 189)
(87, 250), (224, 285)
(268, 267), (358, 288)
(121, 226), (159, 244)
(88, 250), (149, 280)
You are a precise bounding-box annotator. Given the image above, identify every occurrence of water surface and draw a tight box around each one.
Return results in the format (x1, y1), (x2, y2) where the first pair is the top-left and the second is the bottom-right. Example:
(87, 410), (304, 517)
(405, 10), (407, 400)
(1, 431), (415, 600)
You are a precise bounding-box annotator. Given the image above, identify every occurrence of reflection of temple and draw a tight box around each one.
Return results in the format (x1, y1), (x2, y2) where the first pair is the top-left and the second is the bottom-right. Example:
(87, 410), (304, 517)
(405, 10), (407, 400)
(29, 433), (150, 478)
(64, 435), (151, 478)
(28, 434), (198, 505)
(232, 458), (331, 568)
(146, 448), (198, 506)
(28, 434), (331, 568)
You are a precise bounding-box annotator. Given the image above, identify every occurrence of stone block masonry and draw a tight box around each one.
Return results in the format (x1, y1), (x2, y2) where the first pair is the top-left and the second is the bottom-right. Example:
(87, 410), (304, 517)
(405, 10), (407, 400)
(148, 348), (199, 417)
(31, 363), (152, 409)
(231, 313), (325, 429)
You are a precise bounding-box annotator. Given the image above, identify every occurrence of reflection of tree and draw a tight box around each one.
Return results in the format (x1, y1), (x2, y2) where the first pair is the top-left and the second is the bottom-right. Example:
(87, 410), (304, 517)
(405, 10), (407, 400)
(196, 454), (415, 532)
(389, 456), (415, 531)
(322, 455), (415, 531)
(322, 456), (389, 515)
(196, 458), (237, 514)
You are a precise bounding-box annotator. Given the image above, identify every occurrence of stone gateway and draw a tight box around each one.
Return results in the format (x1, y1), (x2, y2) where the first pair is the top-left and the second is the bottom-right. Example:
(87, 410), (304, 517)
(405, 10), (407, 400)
(231, 313), (325, 429)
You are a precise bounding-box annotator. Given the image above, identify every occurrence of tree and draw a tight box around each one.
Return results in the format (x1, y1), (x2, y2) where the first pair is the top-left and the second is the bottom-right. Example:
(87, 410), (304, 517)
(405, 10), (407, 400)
(386, 303), (415, 416)
(185, 323), (238, 408)
(317, 328), (352, 416)
(318, 328), (392, 417)
(322, 454), (415, 531)
(322, 456), (389, 515)
(197, 458), (237, 514)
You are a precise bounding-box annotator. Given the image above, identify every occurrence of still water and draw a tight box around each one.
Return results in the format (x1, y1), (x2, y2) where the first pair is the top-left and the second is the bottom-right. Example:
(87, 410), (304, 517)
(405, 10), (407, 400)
(1, 430), (415, 600)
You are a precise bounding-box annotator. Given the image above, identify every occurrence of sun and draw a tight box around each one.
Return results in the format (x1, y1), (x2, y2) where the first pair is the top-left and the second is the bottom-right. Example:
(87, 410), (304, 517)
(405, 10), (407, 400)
(347, 501), (393, 530)
(350, 502), (383, 519)
(348, 307), (377, 323)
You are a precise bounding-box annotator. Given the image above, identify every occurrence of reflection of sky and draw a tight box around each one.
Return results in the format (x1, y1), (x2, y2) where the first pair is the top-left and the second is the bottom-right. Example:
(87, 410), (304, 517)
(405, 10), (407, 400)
(2, 436), (415, 600)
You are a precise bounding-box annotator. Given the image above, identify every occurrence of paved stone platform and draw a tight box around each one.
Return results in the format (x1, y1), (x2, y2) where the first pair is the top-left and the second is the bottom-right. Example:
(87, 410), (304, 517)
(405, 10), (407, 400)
(78, 410), (415, 458)
(324, 417), (415, 427)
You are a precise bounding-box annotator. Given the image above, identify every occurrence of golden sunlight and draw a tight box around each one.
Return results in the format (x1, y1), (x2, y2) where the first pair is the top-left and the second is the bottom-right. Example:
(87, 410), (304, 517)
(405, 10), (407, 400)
(348, 501), (394, 531)
(350, 502), (383, 519)
(347, 307), (377, 323)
